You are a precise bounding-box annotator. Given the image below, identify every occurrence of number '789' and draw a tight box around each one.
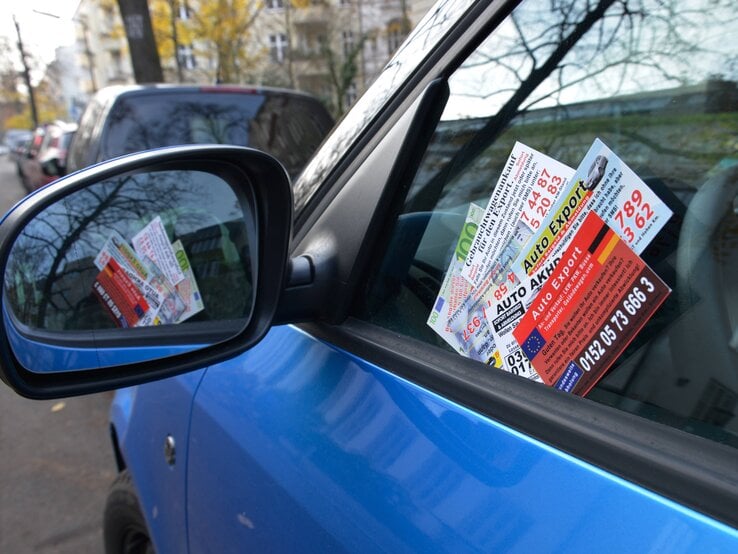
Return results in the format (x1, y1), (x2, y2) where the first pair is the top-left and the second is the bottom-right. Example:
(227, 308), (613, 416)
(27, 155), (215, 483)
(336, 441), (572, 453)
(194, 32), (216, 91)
(615, 189), (655, 242)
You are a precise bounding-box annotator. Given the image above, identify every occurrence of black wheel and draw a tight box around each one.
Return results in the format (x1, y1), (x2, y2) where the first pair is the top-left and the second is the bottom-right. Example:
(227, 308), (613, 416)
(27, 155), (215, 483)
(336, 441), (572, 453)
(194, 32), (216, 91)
(103, 470), (155, 554)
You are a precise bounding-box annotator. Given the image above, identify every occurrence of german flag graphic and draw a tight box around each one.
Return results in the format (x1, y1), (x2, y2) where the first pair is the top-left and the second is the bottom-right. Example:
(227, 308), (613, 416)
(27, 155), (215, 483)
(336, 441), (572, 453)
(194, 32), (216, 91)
(588, 220), (620, 264)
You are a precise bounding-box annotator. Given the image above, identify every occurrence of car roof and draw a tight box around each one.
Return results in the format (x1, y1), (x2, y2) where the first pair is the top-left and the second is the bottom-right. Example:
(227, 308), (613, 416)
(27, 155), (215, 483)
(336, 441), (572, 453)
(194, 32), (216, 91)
(91, 84), (324, 104)
(47, 120), (78, 133)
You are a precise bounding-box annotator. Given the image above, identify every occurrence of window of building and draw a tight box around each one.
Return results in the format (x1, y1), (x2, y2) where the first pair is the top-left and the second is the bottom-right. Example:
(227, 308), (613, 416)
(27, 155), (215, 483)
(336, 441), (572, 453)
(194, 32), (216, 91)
(370, 34), (378, 55)
(178, 1), (192, 20)
(269, 34), (289, 64)
(342, 30), (355, 58)
(177, 44), (197, 70)
(344, 81), (357, 106)
(109, 50), (123, 79)
(386, 21), (405, 54)
(100, 7), (115, 36)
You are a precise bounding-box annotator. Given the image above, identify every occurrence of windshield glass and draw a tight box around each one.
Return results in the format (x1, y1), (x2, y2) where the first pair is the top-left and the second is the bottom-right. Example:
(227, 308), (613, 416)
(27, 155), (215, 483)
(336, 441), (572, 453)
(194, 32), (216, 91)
(102, 91), (333, 178)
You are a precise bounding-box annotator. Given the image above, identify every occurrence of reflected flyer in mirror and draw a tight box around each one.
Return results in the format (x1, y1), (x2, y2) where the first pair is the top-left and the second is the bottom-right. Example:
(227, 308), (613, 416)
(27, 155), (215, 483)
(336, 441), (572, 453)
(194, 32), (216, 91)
(428, 138), (673, 395)
(92, 221), (204, 328)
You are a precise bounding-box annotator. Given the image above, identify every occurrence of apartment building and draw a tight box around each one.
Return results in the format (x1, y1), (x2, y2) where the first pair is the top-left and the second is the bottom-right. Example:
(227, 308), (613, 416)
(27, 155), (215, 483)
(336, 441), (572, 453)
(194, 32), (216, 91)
(67, 0), (432, 115)
(255, 0), (415, 112)
(74, 0), (134, 94)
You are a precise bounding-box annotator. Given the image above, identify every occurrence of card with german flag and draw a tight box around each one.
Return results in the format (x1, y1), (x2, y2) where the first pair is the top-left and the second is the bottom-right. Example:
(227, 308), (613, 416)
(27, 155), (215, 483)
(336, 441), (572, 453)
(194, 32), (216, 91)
(512, 211), (670, 396)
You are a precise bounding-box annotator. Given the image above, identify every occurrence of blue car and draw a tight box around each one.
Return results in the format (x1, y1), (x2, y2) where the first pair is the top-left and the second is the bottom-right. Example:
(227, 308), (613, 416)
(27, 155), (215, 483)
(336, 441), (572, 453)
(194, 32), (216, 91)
(0, 0), (736, 552)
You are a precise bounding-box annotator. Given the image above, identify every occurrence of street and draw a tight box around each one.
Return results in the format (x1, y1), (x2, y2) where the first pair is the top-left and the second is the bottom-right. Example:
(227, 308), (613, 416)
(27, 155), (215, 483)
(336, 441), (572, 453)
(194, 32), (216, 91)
(0, 155), (116, 553)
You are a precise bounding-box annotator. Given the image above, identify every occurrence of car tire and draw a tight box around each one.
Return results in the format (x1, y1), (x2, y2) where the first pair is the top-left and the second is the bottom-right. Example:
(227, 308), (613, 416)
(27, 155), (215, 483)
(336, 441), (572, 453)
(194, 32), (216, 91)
(103, 470), (155, 554)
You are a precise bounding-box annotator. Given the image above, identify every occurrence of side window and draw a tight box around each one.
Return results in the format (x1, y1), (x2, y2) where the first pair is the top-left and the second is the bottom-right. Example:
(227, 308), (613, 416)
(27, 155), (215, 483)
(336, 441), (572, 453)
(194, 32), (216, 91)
(357, 0), (738, 448)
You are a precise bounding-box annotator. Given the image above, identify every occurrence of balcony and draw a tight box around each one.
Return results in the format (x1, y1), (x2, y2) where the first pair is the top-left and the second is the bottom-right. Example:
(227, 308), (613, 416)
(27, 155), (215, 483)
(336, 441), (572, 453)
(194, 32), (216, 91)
(290, 5), (330, 26)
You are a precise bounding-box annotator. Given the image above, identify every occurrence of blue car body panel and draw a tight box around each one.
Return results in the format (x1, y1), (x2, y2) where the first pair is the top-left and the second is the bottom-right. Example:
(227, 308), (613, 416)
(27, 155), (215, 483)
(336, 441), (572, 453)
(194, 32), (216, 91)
(111, 369), (206, 554)
(105, 324), (731, 553)
(5, 310), (203, 372)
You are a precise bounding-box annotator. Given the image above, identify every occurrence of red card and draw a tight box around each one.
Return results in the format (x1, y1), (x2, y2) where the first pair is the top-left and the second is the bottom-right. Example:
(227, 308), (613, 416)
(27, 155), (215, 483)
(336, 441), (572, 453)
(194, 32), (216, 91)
(513, 211), (670, 395)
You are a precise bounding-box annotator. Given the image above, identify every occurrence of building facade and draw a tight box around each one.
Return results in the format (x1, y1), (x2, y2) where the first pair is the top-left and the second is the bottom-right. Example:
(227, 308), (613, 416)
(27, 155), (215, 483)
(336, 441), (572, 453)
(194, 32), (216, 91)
(74, 0), (135, 95)
(66, 0), (432, 117)
(253, 0), (415, 113)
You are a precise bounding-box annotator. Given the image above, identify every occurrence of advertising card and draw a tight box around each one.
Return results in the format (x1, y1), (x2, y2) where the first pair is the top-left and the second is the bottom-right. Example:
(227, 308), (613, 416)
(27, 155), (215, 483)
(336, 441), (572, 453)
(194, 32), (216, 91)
(435, 144), (572, 361)
(486, 257), (561, 382)
(171, 239), (205, 323)
(95, 230), (149, 278)
(461, 142), (573, 288)
(512, 211), (670, 395)
(132, 216), (186, 286)
(513, 138), (672, 281)
(427, 204), (501, 363)
(93, 258), (152, 328)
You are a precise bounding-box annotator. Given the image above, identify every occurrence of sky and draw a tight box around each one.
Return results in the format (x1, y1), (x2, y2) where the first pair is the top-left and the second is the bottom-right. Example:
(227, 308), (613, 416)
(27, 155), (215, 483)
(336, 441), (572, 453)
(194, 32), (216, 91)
(1, 1), (80, 67)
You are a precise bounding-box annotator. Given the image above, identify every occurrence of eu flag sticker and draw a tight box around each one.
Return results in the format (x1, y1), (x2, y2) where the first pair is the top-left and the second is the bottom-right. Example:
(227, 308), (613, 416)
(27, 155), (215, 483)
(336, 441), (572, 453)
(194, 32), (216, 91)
(555, 362), (583, 393)
(521, 328), (546, 359)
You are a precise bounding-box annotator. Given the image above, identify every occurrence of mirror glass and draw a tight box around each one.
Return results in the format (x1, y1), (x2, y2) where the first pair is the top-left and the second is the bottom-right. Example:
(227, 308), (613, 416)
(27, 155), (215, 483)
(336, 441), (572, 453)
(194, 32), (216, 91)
(3, 169), (256, 372)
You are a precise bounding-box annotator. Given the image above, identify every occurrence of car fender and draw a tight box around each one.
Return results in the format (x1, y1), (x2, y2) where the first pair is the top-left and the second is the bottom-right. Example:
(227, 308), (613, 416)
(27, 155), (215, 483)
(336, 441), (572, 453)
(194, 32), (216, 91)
(110, 369), (207, 553)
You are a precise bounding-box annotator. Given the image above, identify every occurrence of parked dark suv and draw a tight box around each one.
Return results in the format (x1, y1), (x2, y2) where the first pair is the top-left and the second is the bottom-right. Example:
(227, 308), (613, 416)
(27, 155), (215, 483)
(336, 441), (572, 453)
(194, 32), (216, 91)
(66, 85), (334, 179)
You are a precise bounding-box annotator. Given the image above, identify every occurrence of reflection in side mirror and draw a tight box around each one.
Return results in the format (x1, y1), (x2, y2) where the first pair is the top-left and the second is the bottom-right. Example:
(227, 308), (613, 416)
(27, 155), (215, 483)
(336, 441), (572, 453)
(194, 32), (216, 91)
(0, 145), (292, 399)
(4, 167), (257, 373)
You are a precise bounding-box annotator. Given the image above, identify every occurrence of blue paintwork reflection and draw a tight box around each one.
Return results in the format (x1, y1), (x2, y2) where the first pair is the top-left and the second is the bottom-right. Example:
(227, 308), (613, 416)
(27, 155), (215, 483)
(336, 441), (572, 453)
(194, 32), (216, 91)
(186, 326), (738, 552)
(5, 309), (202, 372)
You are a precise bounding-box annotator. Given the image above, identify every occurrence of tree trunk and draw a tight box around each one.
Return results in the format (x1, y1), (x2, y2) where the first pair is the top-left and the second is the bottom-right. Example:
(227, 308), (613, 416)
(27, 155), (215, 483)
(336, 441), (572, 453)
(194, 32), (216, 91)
(117, 0), (164, 83)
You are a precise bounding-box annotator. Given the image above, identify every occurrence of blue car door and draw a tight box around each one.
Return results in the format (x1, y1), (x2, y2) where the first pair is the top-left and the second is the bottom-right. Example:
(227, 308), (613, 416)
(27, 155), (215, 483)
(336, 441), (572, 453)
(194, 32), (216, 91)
(186, 0), (738, 550)
(186, 325), (736, 552)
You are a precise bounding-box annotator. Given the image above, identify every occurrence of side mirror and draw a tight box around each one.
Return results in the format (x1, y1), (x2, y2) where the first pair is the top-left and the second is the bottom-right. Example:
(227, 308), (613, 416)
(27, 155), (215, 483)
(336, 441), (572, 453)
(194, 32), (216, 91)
(40, 157), (61, 177)
(0, 145), (292, 398)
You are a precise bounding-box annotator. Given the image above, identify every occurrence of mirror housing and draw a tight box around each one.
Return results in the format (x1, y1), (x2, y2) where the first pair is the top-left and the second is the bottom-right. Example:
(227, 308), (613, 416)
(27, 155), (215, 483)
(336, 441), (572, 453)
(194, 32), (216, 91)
(0, 145), (293, 399)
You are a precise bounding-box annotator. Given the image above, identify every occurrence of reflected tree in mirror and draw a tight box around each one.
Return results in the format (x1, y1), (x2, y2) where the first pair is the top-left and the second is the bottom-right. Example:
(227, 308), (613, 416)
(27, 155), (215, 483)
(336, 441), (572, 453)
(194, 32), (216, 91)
(4, 170), (255, 332)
